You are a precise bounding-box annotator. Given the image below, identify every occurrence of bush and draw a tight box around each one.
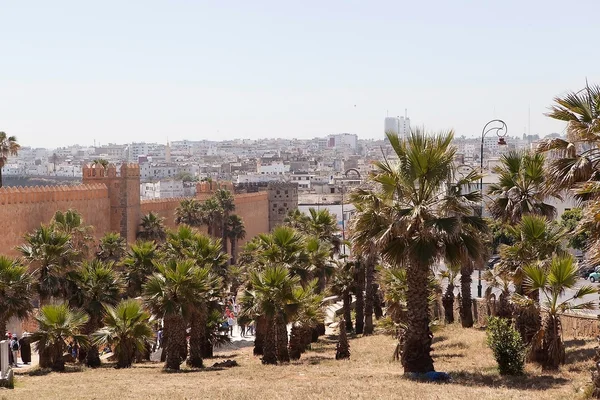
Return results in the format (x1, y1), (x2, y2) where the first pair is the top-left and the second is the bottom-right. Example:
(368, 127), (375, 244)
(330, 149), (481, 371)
(486, 317), (525, 375)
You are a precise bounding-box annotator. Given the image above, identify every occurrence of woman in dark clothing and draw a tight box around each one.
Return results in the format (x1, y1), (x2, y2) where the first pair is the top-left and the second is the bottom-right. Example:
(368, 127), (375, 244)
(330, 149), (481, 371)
(20, 335), (31, 364)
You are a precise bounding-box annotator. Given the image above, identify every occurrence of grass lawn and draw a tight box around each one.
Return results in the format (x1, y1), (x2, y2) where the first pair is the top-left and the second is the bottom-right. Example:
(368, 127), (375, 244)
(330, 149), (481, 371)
(4, 324), (596, 400)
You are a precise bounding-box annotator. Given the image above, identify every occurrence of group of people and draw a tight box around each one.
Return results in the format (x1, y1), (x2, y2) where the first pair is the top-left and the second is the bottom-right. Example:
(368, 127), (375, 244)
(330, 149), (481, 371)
(222, 297), (254, 338)
(4, 331), (32, 367)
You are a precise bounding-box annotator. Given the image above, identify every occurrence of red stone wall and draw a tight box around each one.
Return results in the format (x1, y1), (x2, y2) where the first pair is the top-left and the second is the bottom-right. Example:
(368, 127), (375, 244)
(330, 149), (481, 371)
(0, 184), (111, 256)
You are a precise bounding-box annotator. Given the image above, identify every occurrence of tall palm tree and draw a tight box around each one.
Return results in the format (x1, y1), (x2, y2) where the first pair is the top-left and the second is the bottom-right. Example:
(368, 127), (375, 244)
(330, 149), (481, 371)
(138, 212), (167, 243)
(355, 130), (488, 373)
(121, 241), (158, 298)
(175, 199), (203, 226)
(93, 299), (154, 368)
(183, 233), (229, 281)
(257, 226), (309, 282)
(250, 265), (300, 364)
(329, 260), (355, 332)
(31, 303), (89, 371)
(487, 150), (558, 224)
(200, 197), (221, 236)
(226, 214), (246, 265)
(68, 260), (123, 367)
(143, 260), (205, 370)
(0, 132), (20, 188)
(0, 256), (34, 335)
(96, 232), (127, 262)
(521, 256), (596, 369)
(214, 189), (236, 254)
(18, 225), (74, 305)
(350, 189), (384, 335)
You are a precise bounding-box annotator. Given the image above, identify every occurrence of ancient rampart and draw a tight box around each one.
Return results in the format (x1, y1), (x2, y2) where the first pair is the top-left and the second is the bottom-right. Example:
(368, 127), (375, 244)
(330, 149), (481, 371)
(0, 184), (111, 255)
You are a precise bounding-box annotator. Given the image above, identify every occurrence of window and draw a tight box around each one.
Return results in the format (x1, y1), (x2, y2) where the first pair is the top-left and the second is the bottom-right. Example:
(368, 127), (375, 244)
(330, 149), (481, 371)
(330, 188), (335, 194)
(285, 190), (288, 194)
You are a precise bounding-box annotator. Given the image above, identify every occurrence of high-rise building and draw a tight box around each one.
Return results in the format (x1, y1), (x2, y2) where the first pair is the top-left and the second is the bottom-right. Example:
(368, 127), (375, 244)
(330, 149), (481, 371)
(384, 116), (410, 138)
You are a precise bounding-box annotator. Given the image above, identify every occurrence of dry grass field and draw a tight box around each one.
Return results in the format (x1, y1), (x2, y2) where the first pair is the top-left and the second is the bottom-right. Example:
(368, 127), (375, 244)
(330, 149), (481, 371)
(4, 325), (597, 400)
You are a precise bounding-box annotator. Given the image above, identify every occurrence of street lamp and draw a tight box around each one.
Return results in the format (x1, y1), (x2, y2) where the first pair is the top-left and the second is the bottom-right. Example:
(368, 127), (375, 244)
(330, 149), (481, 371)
(477, 119), (508, 298)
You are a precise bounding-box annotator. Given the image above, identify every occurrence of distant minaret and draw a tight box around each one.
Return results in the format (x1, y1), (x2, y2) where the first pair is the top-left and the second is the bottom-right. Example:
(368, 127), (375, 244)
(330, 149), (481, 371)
(165, 140), (172, 163)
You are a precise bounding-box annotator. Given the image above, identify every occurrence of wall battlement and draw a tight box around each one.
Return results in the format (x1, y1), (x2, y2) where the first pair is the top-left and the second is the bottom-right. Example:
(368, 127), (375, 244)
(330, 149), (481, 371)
(0, 184), (108, 205)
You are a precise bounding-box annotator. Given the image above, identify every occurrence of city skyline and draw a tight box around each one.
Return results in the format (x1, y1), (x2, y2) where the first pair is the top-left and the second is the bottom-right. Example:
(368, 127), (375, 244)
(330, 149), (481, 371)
(2, 1), (599, 148)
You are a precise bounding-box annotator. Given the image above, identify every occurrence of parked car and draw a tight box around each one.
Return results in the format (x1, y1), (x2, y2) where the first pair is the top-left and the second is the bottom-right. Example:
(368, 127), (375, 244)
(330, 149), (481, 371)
(587, 266), (600, 283)
(487, 255), (501, 269)
(579, 264), (595, 279)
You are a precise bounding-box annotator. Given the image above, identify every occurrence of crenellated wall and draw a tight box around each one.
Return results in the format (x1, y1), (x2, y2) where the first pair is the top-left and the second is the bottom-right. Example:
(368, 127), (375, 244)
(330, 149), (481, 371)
(140, 197), (189, 230)
(0, 184), (111, 255)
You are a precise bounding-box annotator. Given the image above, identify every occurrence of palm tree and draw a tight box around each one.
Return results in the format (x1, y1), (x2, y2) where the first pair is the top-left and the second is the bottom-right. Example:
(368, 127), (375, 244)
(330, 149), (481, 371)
(52, 209), (94, 260)
(226, 214), (246, 265)
(138, 212), (167, 243)
(96, 232), (127, 262)
(122, 241), (158, 298)
(284, 208), (310, 231)
(250, 265), (300, 364)
(18, 224), (74, 305)
(93, 299), (153, 368)
(335, 315), (351, 360)
(31, 303), (89, 371)
(440, 264), (460, 324)
(183, 233), (229, 281)
(350, 188), (384, 335)
(483, 264), (513, 319)
(200, 197), (221, 236)
(304, 208), (342, 255)
(0, 132), (20, 188)
(520, 256), (596, 369)
(500, 215), (566, 344)
(68, 260), (123, 367)
(0, 256), (34, 335)
(92, 158), (109, 168)
(214, 189), (236, 254)
(329, 260), (355, 332)
(487, 150), (558, 224)
(144, 260), (204, 370)
(288, 279), (323, 360)
(355, 130), (488, 373)
(175, 199), (203, 226)
(538, 83), (600, 197)
(257, 226), (309, 281)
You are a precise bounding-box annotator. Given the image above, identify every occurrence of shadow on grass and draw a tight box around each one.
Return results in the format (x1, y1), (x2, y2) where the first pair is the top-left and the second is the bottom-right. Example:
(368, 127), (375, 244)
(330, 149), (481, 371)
(302, 355), (333, 365)
(449, 371), (569, 391)
(431, 335), (448, 344)
(21, 364), (85, 376)
(433, 341), (468, 351)
(210, 354), (239, 359)
(433, 353), (465, 359)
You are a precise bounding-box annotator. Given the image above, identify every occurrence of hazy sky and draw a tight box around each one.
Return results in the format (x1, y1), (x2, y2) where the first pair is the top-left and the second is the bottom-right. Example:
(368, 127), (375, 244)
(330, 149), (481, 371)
(1, 1), (599, 149)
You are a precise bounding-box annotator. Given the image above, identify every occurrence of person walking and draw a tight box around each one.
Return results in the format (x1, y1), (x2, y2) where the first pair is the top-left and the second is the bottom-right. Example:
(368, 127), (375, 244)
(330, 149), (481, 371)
(10, 334), (20, 367)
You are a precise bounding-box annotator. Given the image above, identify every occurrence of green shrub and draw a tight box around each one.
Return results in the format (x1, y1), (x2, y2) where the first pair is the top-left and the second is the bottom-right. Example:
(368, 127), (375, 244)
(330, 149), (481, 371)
(486, 316), (525, 375)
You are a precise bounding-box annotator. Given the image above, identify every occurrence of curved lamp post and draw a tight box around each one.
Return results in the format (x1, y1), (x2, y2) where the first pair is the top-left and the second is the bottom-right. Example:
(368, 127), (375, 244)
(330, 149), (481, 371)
(477, 119), (508, 297)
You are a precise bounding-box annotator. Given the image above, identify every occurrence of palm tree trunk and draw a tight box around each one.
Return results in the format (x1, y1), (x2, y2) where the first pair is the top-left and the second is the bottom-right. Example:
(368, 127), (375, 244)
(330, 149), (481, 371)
(275, 313), (290, 363)
(165, 314), (185, 371)
(364, 254), (375, 335)
(355, 262), (365, 335)
(542, 314), (564, 370)
(343, 290), (353, 332)
(262, 316), (277, 365)
(230, 239), (237, 265)
(254, 316), (267, 355)
(401, 262), (434, 374)
(460, 265), (474, 328)
(288, 323), (303, 361)
(336, 316), (350, 360)
(187, 307), (205, 368)
(442, 283), (455, 324)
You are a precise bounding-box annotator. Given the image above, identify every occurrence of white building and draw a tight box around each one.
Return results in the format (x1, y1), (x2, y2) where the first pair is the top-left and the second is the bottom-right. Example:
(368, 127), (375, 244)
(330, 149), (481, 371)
(326, 133), (358, 150)
(384, 116), (411, 138)
(258, 161), (290, 175)
(128, 142), (150, 163)
(141, 180), (185, 199)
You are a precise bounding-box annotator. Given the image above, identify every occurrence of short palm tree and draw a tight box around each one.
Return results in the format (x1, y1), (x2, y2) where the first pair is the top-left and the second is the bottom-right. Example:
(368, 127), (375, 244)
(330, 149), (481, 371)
(288, 279), (323, 360)
(122, 241), (158, 298)
(521, 256), (596, 369)
(355, 129), (488, 373)
(284, 208), (310, 231)
(68, 260), (123, 367)
(483, 264), (513, 319)
(52, 209), (94, 260)
(487, 150), (558, 224)
(226, 214), (246, 265)
(138, 212), (167, 243)
(0, 256), (34, 335)
(250, 265), (300, 364)
(257, 226), (309, 282)
(200, 197), (221, 236)
(329, 260), (355, 332)
(144, 260), (204, 370)
(96, 232), (127, 262)
(183, 233), (229, 281)
(18, 224), (74, 305)
(175, 199), (203, 226)
(93, 299), (153, 368)
(31, 303), (89, 371)
(0, 131), (20, 188)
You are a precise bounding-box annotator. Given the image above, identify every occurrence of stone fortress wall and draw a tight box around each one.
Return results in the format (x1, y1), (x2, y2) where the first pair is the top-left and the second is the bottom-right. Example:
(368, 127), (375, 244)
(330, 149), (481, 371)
(0, 184), (111, 255)
(0, 163), (281, 256)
